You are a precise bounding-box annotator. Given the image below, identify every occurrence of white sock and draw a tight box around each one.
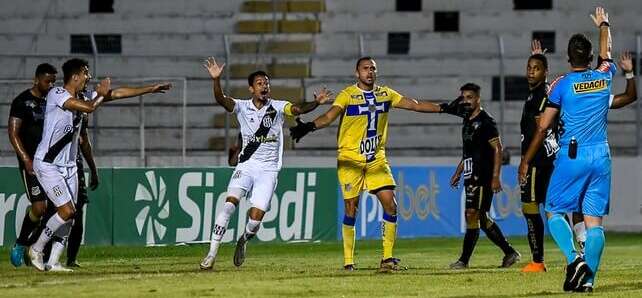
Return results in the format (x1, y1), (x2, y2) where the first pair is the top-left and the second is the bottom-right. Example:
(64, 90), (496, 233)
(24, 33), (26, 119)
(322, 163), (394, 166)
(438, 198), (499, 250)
(32, 213), (67, 252)
(574, 222), (587, 243)
(47, 221), (73, 266)
(47, 241), (65, 266)
(245, 219), (261, 236)
(208, 202), (236, 257)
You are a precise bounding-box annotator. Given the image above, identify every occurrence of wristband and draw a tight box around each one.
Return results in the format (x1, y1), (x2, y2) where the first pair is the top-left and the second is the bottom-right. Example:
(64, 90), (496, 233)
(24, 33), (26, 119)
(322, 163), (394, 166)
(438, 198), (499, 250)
(599, 21), (610, 27)
(625, 72), (635, 80)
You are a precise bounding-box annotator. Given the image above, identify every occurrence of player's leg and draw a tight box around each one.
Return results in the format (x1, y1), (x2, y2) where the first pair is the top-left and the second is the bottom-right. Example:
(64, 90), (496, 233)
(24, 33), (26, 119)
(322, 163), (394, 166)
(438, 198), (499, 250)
(521, 166), (547, 272)
(45, 168), (78, 272)
(451, 184), (482, 269)
(577, 153), (611, 292)
(28, 160), (76, 271)
(338, 159), (365, 270)
(477, 184), (520, 267)
(66, 166), (88, 267)
(572, 212), (586, 254)
(234, 170), (278, 267)
(201, 167), (251, 269)
(366, 158), (405, 272)
(11, 167), (48, 267)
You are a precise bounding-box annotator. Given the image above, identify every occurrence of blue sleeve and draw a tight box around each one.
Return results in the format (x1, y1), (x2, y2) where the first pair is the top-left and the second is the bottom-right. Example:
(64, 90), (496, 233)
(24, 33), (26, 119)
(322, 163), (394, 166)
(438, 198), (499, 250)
(596, 61), (617, 77)
(547, 77), (564, 108)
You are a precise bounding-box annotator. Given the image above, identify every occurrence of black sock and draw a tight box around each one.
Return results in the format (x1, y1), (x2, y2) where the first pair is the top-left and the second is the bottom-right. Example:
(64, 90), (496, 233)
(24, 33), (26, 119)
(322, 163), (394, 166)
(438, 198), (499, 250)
(482, 222), (514, 255)
(16, 211), (39, 246)
(524, 213), (544, 262)
(459, 228), (480, 264)
(66, 208), (84, 265)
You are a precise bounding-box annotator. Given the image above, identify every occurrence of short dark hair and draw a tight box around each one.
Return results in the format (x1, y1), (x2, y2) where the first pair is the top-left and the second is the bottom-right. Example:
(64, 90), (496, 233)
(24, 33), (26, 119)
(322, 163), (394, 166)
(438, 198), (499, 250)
(567, 34), (593, 67)
(62, 58), (89, 83)
(35, 63), (57, 77)
(528, 54), (548, 70)
(247, 70), (269, 86)
(460, 82), (481, 96)
(356, 56), (374, 69)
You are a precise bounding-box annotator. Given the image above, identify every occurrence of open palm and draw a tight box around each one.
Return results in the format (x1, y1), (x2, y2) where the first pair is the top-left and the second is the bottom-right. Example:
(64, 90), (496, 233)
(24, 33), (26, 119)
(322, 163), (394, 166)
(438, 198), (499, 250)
(203, 57), (225, 79)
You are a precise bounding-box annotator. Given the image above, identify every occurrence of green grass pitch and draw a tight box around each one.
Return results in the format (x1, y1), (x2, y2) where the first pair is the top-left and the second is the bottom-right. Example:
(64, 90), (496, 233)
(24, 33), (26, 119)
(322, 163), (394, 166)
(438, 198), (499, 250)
(1, 234), (641, 297)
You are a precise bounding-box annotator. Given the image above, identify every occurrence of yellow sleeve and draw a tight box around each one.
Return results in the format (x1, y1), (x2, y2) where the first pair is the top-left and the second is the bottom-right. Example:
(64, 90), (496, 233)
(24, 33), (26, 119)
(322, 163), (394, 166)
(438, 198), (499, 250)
(388, 87), (403, 107)
(332, 90), (350, 110)
(283, 102), (294, 117)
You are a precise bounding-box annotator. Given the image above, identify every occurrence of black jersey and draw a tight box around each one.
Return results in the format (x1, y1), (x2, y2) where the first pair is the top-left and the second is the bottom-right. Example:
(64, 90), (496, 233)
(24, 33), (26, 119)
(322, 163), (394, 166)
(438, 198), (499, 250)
(462, 110), (500, 185)
(519, 83), (559, 166)
(9, 89), (46, 163)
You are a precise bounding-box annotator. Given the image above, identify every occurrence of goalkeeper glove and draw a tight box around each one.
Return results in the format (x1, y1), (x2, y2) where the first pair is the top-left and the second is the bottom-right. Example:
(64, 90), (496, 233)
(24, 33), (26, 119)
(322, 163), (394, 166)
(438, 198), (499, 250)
(439, 96), (464, 116)
(290, 118), (316, 143)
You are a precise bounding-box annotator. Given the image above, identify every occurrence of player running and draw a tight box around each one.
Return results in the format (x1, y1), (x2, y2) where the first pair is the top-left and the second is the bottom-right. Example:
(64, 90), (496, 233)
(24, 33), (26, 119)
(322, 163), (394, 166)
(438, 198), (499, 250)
(519, 7), (637, 292)
(448, 83), (521, 270)
(289, 57), (460, 272)
(199, 57), (331, 270)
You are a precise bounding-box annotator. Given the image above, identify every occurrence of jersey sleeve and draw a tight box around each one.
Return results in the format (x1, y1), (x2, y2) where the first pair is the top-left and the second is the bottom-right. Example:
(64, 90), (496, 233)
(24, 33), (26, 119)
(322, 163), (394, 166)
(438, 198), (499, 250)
(387, 87), (403, 107)
(232, 99), (241, 114)
(332, 90), (350, 110)
(483, 119), (501, 145)
(282, 102), (294, 117)
(9, 97), (26, 119)
(51, 88), (72, 108)
(596, 60), (617, 77)
(546, 76), (564, 109)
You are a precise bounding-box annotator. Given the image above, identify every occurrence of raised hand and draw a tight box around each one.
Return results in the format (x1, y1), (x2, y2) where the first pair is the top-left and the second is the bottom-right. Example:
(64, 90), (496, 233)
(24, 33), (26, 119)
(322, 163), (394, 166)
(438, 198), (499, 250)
(150, 83), (172, 94)
(96, 77), (111, 97)
(590, 6), (609, 27)
(531, 39), (547, 55)
(202, 57), (226, 80)
(313, 86), (334, 105)
(618, 51), (633, 73)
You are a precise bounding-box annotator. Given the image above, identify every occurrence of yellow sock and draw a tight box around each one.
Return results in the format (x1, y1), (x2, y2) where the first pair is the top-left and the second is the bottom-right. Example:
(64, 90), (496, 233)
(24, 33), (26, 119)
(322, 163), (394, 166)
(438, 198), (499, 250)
(382, 220), (397, 260)
(342, 224), (356, 266)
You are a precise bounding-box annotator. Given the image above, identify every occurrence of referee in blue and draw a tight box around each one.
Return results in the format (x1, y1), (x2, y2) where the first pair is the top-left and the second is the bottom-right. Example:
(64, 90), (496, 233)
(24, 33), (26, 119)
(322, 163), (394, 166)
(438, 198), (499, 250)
(519, 7), (636, 293)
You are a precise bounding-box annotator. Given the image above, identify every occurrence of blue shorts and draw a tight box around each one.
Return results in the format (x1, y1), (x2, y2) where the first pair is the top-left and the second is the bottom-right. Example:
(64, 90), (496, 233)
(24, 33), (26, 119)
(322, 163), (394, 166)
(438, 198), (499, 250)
(545, 143), (611, 217)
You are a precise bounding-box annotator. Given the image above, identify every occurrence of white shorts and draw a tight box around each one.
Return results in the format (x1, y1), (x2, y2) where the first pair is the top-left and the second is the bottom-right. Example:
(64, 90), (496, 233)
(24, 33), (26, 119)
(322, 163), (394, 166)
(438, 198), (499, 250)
(227, 162), (278, 211)
(33, 159), (78, 208)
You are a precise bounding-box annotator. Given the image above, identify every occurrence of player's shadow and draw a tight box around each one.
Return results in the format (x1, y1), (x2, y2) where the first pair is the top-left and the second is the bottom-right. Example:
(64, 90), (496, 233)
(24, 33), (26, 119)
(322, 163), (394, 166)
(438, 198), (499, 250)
(447, 281), (642, 298)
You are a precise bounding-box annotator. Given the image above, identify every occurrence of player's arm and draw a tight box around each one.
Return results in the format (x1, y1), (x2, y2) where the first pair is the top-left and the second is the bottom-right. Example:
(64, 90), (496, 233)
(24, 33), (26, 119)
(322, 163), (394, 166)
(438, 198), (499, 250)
(62, 78), (111, 113)
(8, 116), (34, 174)
(591, 6), (611, 60)
(289, 87), (333, 116)
(289, 105), (343, 143)
(228, 133), (242, 166)
(79, 123), (99, 190)
(450, 159), (464, 188)
(202, 57), (235, 112)
(394, 97), (442, 113)
(105, 83), (172, 102)
(610, 51), (637, 109)
(519, 107), (559, 184)
(489, 136), (503, 193)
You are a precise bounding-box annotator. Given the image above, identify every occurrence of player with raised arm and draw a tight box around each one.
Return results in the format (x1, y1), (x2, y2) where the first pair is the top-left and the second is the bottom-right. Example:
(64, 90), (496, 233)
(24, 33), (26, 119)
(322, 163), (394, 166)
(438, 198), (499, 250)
(519, 7), (636, 292)
(26, 58), (171, 271)
(289, 57), (460, 272)
(448, 83), (520, 270)
(199, 57), (331, 270)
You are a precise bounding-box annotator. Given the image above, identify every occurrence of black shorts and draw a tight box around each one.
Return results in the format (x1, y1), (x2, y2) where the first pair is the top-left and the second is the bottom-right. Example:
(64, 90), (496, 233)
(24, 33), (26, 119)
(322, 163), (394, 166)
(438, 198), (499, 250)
(19, 165), (47, 203)
(464, 183), (493, 212)
(520, 165), (553, 204)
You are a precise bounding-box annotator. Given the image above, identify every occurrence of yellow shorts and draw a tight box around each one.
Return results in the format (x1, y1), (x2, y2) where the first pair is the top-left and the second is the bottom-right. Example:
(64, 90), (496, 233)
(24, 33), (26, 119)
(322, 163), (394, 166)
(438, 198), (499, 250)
(337, 156), (396, 199)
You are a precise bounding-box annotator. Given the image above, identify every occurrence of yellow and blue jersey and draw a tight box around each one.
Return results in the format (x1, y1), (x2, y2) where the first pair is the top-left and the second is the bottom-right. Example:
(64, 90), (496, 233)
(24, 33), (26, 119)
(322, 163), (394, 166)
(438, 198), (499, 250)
(332, 84), (403, 162)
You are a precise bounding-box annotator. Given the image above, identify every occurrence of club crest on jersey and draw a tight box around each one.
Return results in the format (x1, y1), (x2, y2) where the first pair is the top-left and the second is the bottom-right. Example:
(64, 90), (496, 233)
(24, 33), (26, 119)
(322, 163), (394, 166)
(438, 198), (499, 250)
(573, 79), (606, 94)
(55, 88), (65, 94)
(31, 186), (41, 196)
(262, 117), (273, 128)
